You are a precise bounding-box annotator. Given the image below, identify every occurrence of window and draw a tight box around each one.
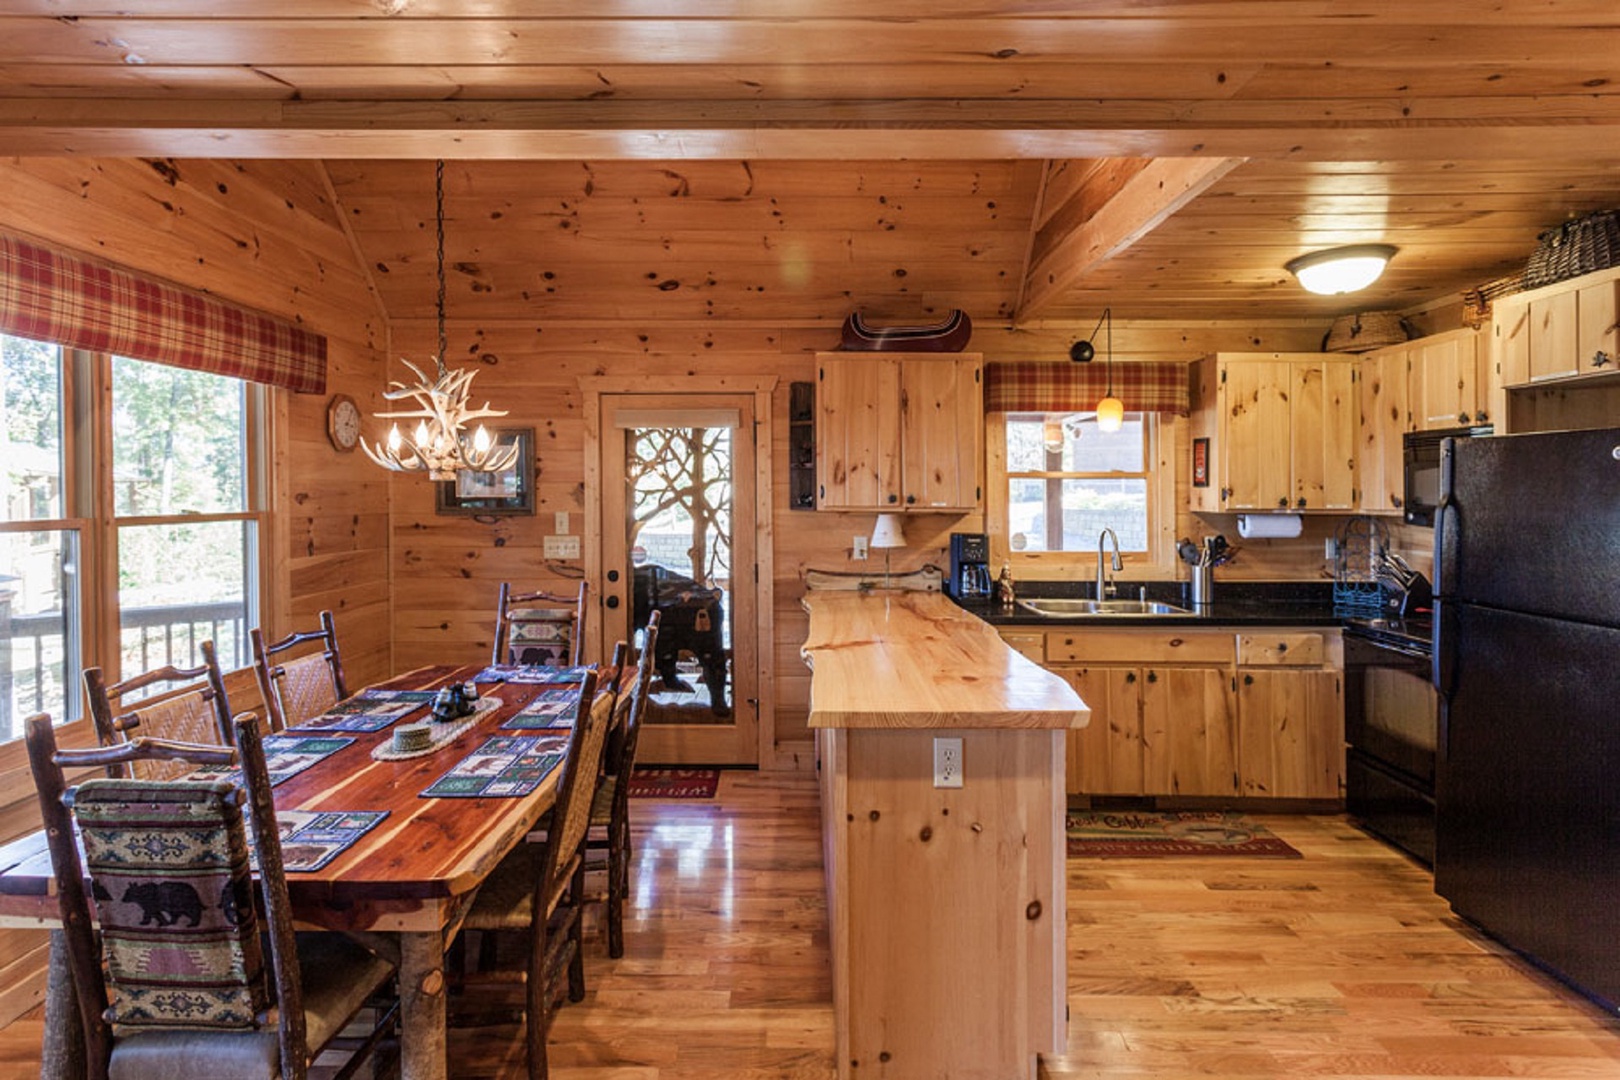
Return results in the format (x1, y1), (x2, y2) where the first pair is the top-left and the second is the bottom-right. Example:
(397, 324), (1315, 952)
(0, 334), (264, 741)
(1004, 412), (1154, 554)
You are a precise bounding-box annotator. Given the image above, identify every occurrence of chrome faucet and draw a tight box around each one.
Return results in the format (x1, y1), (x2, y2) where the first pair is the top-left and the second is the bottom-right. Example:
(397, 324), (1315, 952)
(1096, 528), (1123, 600)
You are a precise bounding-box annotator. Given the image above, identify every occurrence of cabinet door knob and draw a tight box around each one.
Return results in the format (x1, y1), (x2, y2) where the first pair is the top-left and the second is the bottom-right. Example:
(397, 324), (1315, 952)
(887, 494), (898, 504)
(905, 494), (916, 505)
(1125, 672), (1137, 684)
(605, 595), (621, 609)
(1296, 497), (1307, 509)
(1146, 671), (1158, 684)
(1243, 673), (1254, 686)
(1459, 412), (1470, 423)
(1277, 497), (1289, 508)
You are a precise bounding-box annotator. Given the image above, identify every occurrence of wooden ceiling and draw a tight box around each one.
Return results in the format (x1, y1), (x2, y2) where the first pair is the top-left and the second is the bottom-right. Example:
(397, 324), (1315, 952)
(3, 3), (1620, 324)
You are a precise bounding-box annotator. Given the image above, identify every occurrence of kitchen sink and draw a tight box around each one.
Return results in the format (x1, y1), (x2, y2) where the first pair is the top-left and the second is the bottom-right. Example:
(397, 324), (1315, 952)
(1015, 598), (1191, 618)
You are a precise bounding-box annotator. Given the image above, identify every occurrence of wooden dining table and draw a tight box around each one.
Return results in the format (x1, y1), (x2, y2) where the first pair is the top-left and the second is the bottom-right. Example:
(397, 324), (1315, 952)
(0, 662), (587, 1080)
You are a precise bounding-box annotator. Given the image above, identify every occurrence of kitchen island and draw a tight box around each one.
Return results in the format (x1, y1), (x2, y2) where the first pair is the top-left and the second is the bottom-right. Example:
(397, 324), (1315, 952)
(803, 589), (1088, 1080)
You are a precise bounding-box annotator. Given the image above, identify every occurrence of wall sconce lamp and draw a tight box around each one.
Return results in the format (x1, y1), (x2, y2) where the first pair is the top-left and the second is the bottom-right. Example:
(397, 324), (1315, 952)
(1285, 244), (1398, 296)
(1068, 307), (1124, 433)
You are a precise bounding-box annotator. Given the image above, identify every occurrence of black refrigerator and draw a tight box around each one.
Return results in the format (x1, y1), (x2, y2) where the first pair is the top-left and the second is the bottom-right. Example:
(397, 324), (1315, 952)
(1433, 426), (1620, 1011)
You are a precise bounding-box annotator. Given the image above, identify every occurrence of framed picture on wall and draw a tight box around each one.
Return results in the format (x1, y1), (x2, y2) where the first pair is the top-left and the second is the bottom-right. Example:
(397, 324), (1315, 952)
(435, 428), (535, 515)
(1192, 437), (1210, 488)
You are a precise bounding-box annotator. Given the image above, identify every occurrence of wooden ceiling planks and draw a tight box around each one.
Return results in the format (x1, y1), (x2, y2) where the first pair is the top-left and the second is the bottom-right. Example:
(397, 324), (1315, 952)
(0, 7), (1616, 321)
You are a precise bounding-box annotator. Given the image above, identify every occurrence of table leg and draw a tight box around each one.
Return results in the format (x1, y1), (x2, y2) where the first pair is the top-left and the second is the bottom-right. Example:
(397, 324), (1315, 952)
(398, 931), (447, 1080)
(41, 930), (85, 1080)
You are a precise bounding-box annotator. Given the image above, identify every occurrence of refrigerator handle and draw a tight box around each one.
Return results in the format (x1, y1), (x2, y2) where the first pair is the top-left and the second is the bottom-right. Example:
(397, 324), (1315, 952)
(1433, 438), (1457, 599)
(1433, 598), (1457, 697)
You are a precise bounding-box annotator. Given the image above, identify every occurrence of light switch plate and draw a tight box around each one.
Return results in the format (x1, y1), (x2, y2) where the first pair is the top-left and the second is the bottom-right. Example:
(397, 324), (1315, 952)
(852, 536), (869, 560)
(544, 534), (582, 560)
(554, 511), (569, 533)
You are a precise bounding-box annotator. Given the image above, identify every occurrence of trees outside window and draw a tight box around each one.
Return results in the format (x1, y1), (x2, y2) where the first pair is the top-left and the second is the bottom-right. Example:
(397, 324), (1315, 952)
(0, 334), (263, 741)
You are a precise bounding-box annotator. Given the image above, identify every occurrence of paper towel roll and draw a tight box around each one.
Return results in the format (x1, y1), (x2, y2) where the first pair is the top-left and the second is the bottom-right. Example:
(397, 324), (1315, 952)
(1236, 513), (1303, 539)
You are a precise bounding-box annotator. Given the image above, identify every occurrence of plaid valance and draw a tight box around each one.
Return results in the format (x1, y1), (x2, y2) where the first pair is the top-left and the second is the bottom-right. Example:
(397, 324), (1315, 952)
(985, 360), (1190, 416)
(0, 233), (326, 394)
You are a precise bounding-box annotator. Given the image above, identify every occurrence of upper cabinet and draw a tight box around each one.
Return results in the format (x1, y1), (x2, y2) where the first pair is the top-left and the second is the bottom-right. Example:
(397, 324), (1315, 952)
(1190, 353), (1358, 513)
(815, 352), (983, 512)
(1413, 327), (1490, 429)
(1493, 267), (1620, 390)
(1357, 343), (1412, 514)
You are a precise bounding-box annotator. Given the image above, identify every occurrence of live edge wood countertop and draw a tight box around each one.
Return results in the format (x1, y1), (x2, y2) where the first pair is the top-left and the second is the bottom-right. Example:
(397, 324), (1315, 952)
(802, 589), (1087, 730)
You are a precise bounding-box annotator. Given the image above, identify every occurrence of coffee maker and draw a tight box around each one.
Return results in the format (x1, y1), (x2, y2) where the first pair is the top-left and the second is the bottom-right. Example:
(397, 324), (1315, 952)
(948, 532), (992, 599)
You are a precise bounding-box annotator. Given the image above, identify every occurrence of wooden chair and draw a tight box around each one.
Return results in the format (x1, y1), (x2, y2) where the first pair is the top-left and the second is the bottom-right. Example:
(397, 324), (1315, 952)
(252, 610), (349, 732)
(588, 611), (661, 958)
(23, 711), (398, 1080)
(82, 641), (234, 780)
(456, 665), (618, 1080)
(493, 581), (590, 667)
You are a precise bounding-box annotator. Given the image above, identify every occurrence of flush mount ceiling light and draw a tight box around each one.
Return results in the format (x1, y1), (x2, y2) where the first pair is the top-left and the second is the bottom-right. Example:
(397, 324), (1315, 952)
(361, 160), (518, 481)
(1068, 307), (1124, 433)
(1285, 244), (1398, 296)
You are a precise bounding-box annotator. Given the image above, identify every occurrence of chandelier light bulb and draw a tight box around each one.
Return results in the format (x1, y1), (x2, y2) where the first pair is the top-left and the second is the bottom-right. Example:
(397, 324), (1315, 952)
(387, 424), (402, 451)
(473, 425), (491, 453)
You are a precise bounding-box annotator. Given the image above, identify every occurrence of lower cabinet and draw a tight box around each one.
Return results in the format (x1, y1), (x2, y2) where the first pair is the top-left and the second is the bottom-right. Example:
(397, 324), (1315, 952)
(1015, 626), (1343, 801)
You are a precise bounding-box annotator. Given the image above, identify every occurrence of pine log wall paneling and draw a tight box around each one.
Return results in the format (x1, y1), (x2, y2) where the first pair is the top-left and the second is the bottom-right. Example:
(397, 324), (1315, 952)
(0, 157), (391, 1026)
(384, 319), (1328, 762)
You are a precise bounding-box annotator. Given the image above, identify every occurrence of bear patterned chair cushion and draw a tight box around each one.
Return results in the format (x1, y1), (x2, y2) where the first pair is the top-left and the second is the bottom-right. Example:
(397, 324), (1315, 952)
(69, 778), (268, 1029)
(507, 607), (574, 666)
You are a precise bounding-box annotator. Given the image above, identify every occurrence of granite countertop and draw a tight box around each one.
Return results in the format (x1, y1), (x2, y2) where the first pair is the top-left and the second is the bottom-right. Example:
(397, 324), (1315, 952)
(959, 579), (1348, 629)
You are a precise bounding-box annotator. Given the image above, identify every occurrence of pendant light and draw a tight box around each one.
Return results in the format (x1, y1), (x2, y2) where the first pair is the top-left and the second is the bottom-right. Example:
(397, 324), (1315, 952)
(1285, 244), (1397, 296)
(1069, 307), (1124, 433)
(361, 160), (518, 481)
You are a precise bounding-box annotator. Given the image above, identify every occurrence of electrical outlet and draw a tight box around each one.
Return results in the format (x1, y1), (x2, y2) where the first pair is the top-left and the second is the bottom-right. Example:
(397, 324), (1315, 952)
(933, 736), (963, 788)
(852, 536), (869, 560)
(543, 534), (582, 559)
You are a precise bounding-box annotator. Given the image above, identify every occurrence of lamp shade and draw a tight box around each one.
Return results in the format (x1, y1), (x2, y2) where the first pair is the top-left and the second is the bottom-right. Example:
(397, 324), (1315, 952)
(1095, 395), (1125, 433)
(870, 513), (906, 550)
(1285, 244), (1397, 296)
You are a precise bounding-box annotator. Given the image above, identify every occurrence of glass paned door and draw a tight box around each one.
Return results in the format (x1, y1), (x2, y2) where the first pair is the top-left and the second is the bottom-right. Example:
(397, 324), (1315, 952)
(601, 395), (758, 766)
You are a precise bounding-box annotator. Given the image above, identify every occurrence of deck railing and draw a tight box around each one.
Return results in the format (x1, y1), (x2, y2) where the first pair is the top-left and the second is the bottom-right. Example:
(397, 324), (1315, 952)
(1, 599), (247, 741)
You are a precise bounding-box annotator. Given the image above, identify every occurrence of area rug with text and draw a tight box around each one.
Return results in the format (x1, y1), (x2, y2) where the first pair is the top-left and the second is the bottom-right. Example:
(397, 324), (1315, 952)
(1066, 810), (1302, 858)
(627, 768), (721, 799)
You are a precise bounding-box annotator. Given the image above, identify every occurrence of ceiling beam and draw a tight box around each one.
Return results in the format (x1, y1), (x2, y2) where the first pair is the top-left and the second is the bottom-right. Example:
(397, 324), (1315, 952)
(6, 99), (1620, 161)
(1016, 157), (1243, 324)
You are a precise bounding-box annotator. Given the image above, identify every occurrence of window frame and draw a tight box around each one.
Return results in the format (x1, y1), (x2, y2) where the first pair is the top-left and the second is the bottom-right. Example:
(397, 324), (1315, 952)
(1, 341), (270, 744)
(985, 410), (1179, 581)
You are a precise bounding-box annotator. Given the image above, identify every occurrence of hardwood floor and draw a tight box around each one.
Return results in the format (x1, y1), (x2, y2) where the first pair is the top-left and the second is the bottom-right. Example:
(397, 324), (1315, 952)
(3, 772), (1618, 1079)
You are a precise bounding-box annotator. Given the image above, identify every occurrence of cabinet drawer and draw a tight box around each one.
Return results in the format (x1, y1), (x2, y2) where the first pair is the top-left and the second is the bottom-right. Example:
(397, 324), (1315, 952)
(1237, 632), (1325, 666)
(1047, 629), (1235, 665)
(1000, 631), (1045, 663)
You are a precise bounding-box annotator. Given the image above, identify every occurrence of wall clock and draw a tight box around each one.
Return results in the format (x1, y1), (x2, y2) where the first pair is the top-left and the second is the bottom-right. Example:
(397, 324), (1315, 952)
(326, 393), (361, 452)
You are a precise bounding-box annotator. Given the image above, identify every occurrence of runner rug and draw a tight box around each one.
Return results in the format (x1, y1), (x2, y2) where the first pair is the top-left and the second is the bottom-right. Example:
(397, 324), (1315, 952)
(1066, 810), (1302, 858)
(627, 768), (721, 799)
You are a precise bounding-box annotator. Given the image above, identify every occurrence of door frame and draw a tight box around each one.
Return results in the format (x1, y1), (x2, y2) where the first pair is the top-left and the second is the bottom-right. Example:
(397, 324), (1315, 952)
(580, 375), (778, 767)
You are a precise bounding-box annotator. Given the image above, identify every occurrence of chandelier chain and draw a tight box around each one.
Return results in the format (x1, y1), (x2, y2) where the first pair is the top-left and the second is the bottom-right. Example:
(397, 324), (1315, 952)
(435, 158), (448, 373)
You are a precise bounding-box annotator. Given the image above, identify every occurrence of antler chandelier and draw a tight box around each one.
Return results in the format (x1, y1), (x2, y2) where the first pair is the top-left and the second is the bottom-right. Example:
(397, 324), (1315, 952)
(361, 160), (517, 481)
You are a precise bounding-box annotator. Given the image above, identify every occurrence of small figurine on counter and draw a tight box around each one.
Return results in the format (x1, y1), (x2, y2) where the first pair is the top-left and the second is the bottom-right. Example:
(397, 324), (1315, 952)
(994, 563), (1016, 611)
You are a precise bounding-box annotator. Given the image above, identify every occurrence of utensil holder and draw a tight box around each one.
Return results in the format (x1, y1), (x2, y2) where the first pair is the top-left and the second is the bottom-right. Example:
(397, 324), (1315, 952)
(1190, 564), (1214, 608)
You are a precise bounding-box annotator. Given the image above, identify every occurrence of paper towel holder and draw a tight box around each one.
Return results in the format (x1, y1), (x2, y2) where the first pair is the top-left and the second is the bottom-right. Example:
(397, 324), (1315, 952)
(1236, 513), (1304, 540)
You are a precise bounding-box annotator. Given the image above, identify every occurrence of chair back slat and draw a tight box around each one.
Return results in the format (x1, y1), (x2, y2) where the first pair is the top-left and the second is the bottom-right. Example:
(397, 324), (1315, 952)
(83, 641), (234, 780)
(252, 611), (347, 732)
(493, 581), (590, 667)
(545, 669), (616, 893)
(607, 612), (661, 784)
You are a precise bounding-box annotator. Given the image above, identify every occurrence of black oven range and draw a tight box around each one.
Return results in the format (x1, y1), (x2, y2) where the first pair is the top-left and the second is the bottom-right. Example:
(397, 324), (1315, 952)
(1344, 614), (1439, 866)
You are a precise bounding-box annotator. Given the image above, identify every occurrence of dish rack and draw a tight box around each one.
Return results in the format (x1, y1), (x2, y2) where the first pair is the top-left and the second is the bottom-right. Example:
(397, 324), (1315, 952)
(1332, 517), (1389, 618)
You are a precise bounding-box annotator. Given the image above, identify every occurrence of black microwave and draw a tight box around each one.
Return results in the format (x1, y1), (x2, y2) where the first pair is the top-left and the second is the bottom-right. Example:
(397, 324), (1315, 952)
(1403, 425), (1493, 526)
